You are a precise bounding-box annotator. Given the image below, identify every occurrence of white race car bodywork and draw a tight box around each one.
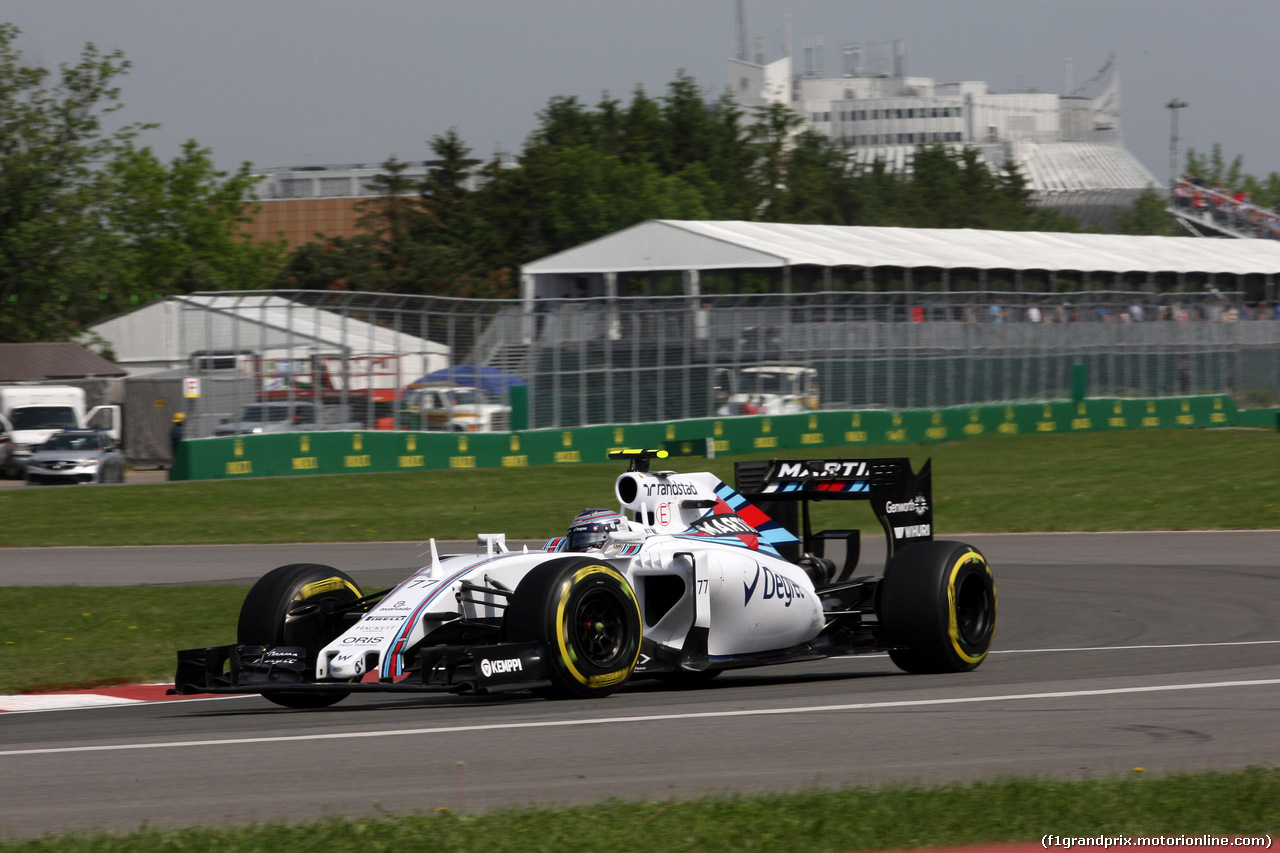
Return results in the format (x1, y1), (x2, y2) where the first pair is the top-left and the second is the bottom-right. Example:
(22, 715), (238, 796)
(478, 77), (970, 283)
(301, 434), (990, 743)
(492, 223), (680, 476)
(174, 449), (997, 707)
(319, 468), (823, 682)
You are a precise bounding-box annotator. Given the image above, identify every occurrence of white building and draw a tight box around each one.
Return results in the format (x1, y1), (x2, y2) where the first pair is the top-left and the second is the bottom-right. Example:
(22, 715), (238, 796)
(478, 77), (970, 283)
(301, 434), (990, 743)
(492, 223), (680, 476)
(729, 36), (1159, 226)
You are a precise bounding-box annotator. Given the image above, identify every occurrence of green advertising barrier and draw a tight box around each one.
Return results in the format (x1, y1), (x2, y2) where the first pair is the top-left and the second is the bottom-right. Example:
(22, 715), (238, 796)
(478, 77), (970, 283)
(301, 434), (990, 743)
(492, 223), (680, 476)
(170, 395), (1246, 481)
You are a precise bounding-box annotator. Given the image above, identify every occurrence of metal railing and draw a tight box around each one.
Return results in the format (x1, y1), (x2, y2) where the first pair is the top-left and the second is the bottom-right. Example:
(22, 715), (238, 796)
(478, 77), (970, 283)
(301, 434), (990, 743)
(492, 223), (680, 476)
(175, 289), (1280, 436)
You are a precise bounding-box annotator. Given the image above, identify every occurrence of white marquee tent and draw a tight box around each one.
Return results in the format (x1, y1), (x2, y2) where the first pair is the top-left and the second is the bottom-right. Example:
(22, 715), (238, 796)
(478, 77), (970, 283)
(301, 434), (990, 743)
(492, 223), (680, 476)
(88, 294), (449, 377)
(522, 220), (1280, 301)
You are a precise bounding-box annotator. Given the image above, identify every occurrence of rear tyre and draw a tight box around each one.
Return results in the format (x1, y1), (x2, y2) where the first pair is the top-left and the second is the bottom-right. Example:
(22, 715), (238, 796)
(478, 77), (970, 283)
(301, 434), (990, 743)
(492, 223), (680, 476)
(237, 563), (364, 709)
(878, 541), (996, 674)
(504, 557), (642, 699)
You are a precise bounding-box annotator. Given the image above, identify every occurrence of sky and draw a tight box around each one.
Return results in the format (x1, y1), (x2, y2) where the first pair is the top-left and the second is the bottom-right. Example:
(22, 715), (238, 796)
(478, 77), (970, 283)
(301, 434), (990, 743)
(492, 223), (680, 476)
(6, 0), (1279, 185)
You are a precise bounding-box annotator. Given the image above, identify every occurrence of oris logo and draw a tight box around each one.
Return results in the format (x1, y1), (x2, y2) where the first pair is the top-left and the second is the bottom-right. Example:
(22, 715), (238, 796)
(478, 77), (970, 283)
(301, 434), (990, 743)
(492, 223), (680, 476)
(480, 657), (523, 677)
(885, 495), (929, 516)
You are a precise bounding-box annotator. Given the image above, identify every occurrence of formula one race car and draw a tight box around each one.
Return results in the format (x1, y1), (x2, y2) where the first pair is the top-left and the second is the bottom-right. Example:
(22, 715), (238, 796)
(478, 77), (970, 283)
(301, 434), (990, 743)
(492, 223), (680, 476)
(172, 449), (996, 708)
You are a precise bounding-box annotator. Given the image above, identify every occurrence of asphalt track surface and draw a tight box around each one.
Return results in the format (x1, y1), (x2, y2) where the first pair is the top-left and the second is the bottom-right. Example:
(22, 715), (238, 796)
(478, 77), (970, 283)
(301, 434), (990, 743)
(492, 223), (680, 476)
(1, 531), (1279, 839)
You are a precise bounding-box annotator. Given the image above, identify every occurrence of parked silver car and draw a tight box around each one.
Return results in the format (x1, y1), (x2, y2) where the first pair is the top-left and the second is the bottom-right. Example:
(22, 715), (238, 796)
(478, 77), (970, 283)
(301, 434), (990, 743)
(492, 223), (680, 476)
(25, 430), (126, 485)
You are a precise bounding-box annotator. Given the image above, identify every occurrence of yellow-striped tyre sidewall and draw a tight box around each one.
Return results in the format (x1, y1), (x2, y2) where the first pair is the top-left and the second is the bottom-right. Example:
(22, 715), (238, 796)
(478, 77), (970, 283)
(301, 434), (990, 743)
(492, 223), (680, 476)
(945, 548), (997, 668)
(552, 564), (642, 691)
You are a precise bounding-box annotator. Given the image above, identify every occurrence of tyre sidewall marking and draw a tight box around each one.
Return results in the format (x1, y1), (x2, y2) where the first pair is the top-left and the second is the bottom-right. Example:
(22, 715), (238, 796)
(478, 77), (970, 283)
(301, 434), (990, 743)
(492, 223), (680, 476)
(946, 550), (996, 665)
(297, 577), (361, 603)
(553, 564), (642, 688)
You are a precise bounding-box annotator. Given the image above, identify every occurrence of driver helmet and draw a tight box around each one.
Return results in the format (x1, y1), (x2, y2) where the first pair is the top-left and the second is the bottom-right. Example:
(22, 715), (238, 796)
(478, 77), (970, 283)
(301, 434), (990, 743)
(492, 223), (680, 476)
(565, 509), (626, 552)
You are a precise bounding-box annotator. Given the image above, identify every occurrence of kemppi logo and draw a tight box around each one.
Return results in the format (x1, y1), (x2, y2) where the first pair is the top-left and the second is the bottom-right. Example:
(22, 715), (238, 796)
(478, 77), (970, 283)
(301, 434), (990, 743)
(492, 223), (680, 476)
(480, 657), (523, 677)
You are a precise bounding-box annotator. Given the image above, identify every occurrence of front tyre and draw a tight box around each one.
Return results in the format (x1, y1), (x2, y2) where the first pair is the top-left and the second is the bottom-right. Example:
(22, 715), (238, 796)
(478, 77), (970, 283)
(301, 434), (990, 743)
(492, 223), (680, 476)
(878, 541), (996, 674)
(237, 563), (364, 709)
(504, 557), (642, 699)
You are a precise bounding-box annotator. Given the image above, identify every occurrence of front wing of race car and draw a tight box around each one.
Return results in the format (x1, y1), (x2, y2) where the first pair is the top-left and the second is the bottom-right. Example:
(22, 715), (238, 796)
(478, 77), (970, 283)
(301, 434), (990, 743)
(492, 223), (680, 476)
(172, 639), (555, 697)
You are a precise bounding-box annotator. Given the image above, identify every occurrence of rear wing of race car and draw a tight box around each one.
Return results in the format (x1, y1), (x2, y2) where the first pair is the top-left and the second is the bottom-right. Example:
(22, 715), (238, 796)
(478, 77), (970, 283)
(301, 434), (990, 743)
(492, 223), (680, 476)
(733, 457), (933, 579)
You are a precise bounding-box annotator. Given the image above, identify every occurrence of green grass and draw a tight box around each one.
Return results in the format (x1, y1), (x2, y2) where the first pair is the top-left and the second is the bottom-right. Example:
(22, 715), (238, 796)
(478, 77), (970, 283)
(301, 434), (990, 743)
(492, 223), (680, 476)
(3, 769), (1278, 850)
(0, 587), (245, 694)
(2, 430), (1278, 548)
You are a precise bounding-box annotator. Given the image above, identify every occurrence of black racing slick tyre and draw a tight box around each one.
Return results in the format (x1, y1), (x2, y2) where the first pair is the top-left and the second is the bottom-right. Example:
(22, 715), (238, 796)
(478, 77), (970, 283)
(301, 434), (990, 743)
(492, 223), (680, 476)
(504, 557), (642, 699)
(878, 541), (997, 674)
(237, 563), (364, 709)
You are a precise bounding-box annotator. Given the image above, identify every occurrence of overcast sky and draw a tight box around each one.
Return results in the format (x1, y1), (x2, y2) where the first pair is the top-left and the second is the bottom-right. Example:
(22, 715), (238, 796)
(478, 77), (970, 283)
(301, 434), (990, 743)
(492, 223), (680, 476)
(6, 1), (1278, 185)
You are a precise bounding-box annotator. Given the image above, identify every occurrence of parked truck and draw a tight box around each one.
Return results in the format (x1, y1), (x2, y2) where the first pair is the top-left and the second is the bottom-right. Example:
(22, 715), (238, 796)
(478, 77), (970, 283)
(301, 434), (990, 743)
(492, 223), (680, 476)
(212, 401), (364, 436)
(397, 383), (511, 432)
(715, 366), (820, 417)
(0, 385), (121, 478)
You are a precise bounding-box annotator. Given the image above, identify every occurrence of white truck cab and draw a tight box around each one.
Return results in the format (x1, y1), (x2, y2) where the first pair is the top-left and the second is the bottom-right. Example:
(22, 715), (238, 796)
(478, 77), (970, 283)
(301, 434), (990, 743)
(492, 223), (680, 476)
(401, 383), (511, 432)
(716, 366), (819, 417)
(0, 385), (121, 478)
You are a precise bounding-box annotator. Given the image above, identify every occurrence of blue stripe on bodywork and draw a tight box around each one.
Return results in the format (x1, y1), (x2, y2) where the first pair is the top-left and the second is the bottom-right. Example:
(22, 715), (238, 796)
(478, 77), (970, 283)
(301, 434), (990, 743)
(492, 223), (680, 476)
(379, 559), (498, 678)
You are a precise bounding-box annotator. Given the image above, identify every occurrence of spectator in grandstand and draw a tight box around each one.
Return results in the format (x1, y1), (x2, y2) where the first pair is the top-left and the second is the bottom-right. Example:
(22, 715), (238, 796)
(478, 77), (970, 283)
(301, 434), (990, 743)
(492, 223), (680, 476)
(989, 299), (1006, 323)
(1026, 300), (1042, 323)
(1174, 178), (1192, 209)
(1230, 191), (1250, 230)
(1210, 183), (1228, 222)
(1128, 298), (1144, 323)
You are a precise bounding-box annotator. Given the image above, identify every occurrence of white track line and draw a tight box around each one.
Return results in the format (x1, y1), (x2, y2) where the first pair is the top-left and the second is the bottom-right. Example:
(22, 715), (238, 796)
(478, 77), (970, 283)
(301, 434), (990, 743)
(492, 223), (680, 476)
(802, 638), (1280, 663)
(3, 677), (1278, 758)
(991, 639), (1280, 654)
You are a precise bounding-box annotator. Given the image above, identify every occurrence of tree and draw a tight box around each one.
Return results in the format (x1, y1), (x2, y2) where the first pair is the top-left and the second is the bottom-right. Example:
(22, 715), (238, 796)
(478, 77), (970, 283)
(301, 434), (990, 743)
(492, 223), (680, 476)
(1114, 186), (1176, 236)
(0, 24), (143, 340)
(1185, 144), (1280, 209)
(102, 141), (284, 295)
(0, 25), (282, 342)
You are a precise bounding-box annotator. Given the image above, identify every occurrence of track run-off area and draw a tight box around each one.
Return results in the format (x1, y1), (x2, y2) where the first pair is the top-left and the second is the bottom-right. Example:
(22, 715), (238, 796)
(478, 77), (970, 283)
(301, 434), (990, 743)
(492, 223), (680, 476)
(1, 530), (1279, 838)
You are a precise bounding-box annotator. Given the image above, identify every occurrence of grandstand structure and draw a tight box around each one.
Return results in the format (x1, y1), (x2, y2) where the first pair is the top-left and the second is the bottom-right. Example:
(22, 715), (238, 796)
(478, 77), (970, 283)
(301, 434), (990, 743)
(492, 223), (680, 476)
(1167, 178), (1280, 240)
(729, 16), (1159, 227)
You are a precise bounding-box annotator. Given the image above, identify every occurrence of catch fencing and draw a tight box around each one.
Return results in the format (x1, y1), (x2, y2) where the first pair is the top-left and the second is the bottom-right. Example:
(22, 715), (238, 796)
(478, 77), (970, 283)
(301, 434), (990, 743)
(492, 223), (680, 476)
(174, 289), (1280, 436)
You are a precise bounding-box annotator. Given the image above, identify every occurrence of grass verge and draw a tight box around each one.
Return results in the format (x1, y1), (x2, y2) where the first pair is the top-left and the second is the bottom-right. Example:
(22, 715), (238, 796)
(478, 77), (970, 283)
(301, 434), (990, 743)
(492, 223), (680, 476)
(2, 769), (1278, 850)
(1, 430), (1278, 548)
(0, 587), (245, 694)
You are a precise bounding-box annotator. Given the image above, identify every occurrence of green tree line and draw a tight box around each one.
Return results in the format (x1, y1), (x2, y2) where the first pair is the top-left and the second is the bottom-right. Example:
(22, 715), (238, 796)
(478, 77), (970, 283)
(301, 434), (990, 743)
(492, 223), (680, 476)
(0, 24), (283, 343)
(7, 26), (1270, 343)
(278, 76), (1080, 297)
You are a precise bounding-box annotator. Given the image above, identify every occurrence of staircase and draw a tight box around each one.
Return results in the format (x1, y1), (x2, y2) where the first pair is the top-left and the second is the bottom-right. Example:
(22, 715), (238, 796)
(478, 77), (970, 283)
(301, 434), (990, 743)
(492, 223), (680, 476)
(487, 343), (531, 375)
